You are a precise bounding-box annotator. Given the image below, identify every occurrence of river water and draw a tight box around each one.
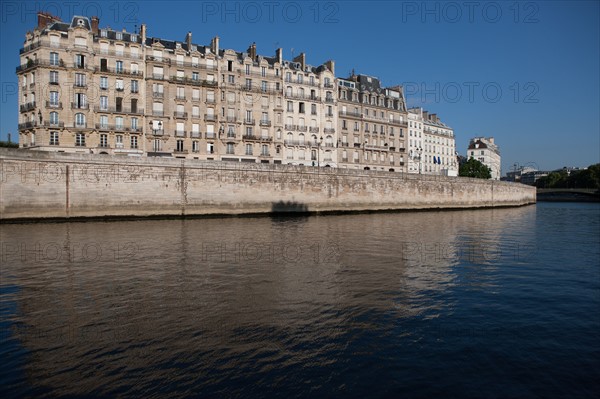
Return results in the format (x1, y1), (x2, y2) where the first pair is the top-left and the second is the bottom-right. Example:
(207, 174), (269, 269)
(1, 202), (599, 398)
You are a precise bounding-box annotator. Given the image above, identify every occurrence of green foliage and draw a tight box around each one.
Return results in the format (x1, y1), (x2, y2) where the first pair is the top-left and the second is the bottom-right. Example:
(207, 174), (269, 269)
(0, 141), (18, 148)
(459, 157), (492, 179)
(536, 164), (600, 189)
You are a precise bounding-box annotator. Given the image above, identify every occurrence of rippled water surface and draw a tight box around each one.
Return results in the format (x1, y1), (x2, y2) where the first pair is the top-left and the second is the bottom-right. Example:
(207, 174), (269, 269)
(1, 202), (599, 398)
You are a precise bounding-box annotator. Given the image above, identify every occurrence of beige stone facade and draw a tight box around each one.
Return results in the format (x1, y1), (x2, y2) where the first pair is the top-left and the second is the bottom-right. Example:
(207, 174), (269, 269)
(17, 13), (449, 174)
(336, 75), (408, 172)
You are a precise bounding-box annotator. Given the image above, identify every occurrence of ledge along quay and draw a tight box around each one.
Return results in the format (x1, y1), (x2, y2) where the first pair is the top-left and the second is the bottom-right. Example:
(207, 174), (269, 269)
(0, 148), (535, 222)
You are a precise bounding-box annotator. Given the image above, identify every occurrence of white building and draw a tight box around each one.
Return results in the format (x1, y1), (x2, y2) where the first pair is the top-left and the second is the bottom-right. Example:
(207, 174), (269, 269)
(467, 137), (501, 180)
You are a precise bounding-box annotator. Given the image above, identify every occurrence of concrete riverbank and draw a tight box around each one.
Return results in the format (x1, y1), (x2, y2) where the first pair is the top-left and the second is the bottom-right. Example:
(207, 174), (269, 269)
(0, 148), (536, 221)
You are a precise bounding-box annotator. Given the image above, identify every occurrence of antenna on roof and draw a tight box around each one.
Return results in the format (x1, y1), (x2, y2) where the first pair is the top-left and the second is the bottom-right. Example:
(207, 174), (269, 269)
(134, 24), (138, 34)
(290, 47), (294, 60)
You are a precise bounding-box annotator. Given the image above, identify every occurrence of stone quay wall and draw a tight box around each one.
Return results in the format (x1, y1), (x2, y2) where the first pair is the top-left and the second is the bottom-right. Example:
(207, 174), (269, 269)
(0, 148), (536, 221)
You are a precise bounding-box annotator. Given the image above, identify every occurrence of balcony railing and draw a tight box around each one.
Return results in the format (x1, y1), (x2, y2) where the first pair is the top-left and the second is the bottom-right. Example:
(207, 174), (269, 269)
(243, 135), (272, 142)
(93, 106), (141, 115)
(175, 130), (187, 137)
(244, 119), (255, 125)
(18, 121), (37, 130)
(324, 128), (335, 133)
(71, 102), (89, 110)
(204, 114), (217, 122)
(309, 127), (319, 133)
(94, 66), (143, 76)
(46, 101), (62, 109)
(20, 102), (36, 112)
(173, 111), (188, 119)
(205, 132), (217, 139)
(259, 120), (271, 127)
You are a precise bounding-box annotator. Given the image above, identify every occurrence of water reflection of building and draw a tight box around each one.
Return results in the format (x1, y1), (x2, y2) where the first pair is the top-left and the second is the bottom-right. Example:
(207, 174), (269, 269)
(3, 207), (536, 395)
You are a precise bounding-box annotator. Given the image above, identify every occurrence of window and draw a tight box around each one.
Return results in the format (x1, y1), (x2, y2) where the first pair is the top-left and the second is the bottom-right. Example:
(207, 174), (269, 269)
(297, 74), (303, 84)
(285, 72), (291, 82)
(100, 134), (108, 147)
(192, 141), (199, 153)
(49, 71), (58, 84)
(75, 73), (86, 87)
(245, 64), (250, 75)
(227, 125), (235, 138)
(245, 144), (253, 155)
(131, 80), (138, 93)
(226, 143), (234, 154)
(75, 54), (85, 68)
(115, 60), (123, 73)
(100, 96), (108, 110)
(261, 144), (269, 156)
(131, 136), (138, 149)
(152, 138), (160, 151)
(299, 102), (305, 114)
(311, 104), (317, 115)
(74, 93), (86, 108)
(75, 133), (85, 146)
(49, 112), (59, 125)
(207, 90), (215, 103)
(115, 116), (123, 129)
(100, 76), (108, 90)
(49, 131), (59, 145)
(261, 81), (267, 92)
(116, 32), (122, 40)
(131, 117), (138, 130)
(246, 110), (253, 122)
(261, 67), (266, 77)
(192, 72), (199, 81)
(228, 75), (235, 84)
(176, 140), (184, 152)
(99, 115), (108, 128)
(50, 52), (59, 66)
(115, 79), (124, 91)
(245, 78), (252, 90)
(49, 91), (59, 106)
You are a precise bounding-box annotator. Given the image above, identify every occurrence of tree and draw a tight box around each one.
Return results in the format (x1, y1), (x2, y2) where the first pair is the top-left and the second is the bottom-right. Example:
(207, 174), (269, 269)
(459, 157), (492, 179)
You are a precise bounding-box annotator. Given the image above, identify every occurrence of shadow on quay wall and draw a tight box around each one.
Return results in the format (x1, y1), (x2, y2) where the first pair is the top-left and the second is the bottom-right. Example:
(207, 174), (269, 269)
(271, 201), (309, 214)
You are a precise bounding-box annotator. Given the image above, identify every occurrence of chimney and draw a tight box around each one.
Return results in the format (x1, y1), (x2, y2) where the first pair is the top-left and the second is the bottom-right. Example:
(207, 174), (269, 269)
(325, 60), (335, 75)
(275, 48), (283, 64)
(140, 23), (147, 43)
(37, 12), (60, 30)
(211, 36), (219, 54)
(293, 52), (306, 70)
(489, 137), (495, 144)
(247, 42), (257, 61)
(430, 113), (437, 122)
(185, 31), (192, 49)
(91, 16), (99, 35)
(422, 111), (429, 120)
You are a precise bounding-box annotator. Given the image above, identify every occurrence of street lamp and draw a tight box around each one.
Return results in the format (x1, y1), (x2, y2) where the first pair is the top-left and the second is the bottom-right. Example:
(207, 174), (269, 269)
(416, 147), (423, 174)
(317, 136), (323, 168)
(149, 121), (162, 153)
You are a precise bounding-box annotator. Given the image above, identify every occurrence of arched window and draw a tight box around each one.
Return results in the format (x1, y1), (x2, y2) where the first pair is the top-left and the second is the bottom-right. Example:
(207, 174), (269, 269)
(50, 111), (58, 125)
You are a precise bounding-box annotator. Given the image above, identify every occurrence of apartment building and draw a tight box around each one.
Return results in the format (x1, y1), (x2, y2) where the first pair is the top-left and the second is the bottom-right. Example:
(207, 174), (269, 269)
(407, 107), (457, 176)
(336, 74), (408, 172)
(467, 137), (501, 180)
(16, 13), (450, 175)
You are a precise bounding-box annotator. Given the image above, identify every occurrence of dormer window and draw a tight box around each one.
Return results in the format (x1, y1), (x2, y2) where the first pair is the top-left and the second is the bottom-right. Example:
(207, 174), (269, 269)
(77, 19), (84, 27)
(100, 29), (107, 37)
(130, 34), (137, 42)
(116, 32), (122, 40)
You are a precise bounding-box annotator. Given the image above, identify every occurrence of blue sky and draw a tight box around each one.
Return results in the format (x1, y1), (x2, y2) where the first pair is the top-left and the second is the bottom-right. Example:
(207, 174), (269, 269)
(1, 0), (598, 174)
